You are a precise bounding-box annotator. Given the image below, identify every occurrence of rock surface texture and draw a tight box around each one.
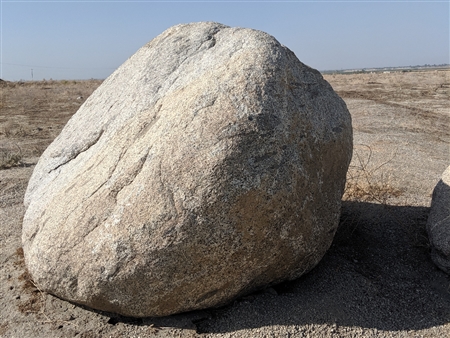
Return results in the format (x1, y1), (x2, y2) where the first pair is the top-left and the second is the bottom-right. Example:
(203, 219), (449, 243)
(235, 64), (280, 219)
(427, 165), (450, 274)
(22, 22), (352, 317)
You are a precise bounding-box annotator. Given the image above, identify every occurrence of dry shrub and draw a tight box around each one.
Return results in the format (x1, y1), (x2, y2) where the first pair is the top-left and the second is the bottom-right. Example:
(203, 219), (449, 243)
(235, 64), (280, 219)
(342, 145), (431, 249)
(0, 143), (23, 169)
(343, 144), (404, 204)
(1, 121), (34, 138)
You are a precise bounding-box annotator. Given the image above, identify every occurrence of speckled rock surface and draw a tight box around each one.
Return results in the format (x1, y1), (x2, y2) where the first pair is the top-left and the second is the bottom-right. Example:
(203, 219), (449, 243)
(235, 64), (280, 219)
(427, 165), (450, 274)
(22, 22), (352, 317)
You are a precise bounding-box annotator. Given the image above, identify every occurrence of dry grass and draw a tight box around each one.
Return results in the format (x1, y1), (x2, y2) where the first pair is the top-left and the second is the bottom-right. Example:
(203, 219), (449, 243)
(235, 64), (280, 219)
(0, 143), (23, 169)
(339, 144), (431, 248)
(0, 79), (102, 161)
(1, 121), (35, 138)
(343, 144), (404, 204)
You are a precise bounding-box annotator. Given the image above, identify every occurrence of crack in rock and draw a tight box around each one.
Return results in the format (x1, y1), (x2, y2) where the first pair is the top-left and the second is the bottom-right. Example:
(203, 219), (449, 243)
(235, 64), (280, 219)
(49, 129), (104, 173)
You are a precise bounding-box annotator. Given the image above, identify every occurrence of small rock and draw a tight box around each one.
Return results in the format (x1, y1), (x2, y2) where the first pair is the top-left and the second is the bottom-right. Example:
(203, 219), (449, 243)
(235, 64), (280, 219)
(427, 165), (450, 274)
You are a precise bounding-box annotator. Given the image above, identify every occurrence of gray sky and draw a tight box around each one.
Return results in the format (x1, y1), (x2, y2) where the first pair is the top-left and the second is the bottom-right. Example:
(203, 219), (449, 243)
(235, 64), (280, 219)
(1, 0), (449, 81)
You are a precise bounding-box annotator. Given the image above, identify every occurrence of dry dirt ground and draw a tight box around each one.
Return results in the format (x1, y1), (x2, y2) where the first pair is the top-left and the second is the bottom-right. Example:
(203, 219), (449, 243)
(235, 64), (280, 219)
(0, 70), (449, 337)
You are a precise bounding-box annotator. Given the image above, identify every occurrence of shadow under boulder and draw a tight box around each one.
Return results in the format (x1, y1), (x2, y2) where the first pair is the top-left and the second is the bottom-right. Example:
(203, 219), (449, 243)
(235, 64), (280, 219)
(195, 200), (450, 333)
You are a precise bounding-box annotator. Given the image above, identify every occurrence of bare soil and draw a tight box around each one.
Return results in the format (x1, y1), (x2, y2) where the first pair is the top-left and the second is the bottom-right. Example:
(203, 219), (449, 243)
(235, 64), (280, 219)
(1, 70), (449, 337)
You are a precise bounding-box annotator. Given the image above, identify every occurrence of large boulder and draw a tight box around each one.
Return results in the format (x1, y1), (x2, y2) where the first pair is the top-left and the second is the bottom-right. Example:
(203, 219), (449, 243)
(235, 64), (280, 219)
(427, 166), (450, 274)
(22, 22), (352, 317)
